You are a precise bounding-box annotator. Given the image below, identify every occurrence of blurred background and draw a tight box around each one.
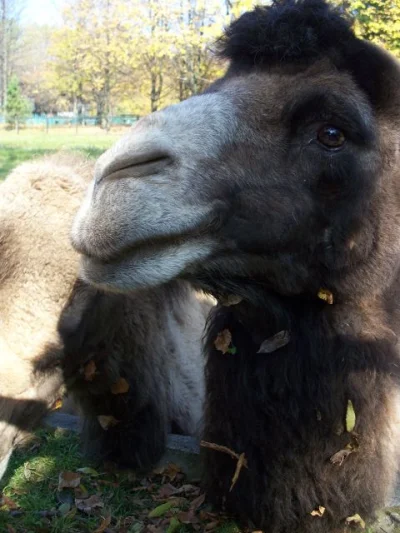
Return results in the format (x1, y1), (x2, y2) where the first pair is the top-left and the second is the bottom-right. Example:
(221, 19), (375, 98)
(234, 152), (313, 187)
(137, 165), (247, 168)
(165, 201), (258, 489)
(0, 0), (399, 179)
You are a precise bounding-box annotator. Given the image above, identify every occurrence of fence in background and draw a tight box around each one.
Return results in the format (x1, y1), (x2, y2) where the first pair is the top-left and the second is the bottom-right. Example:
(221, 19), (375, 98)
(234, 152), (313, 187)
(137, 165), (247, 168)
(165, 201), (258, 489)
(0, 114), (140, 128)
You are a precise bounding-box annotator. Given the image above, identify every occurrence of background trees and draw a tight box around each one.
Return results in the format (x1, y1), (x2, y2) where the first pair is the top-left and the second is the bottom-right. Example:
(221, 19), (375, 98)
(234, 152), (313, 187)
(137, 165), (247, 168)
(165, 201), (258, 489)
(2, 0), (400, 128)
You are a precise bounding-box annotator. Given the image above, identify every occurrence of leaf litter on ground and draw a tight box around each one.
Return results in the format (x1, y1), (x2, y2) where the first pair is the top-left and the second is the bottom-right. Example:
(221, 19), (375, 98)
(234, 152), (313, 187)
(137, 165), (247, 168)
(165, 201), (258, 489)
(1, 428), (254, 533)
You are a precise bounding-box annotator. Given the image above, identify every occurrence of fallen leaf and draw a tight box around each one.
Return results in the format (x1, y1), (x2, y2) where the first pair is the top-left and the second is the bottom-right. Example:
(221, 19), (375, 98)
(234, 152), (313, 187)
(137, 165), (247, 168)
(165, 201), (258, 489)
(153, 463), (182, 482)
(346, 513), (366, 529)
(111, 377), (130, 395)
(0, 495), (19, 509)
(214, 330), (233, 354)
(93, 514), (111, 533)
(346, 400), (356, 433)
(173, 484), (200, 497)
(76, 467), (100, 476)
(190, 493), (206, 511)
(157, 483), (178, 499)
(148, 501), (175, 518)
(74, 484), (89, 499)
(6, 526), (16, 533)
(97, 415), (119, 430)
(310, 506), (326, 517)
(58, 502), (71, 516)
(177, 509), (200, 524)
(84, 359), (97, 381)
(166, 517), (181, 533)
(205, 522), (221, 531)
(58, 471), (81, 491)
(75, 494), (104, 514)
(317, 288), (334, 305)
(257, 330), (290, 354)
(230, 453), (247, 492)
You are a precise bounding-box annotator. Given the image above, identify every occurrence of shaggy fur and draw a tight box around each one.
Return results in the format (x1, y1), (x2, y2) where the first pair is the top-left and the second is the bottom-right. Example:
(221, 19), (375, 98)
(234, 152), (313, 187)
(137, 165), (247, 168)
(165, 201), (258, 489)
(68, 0), (400, 531)
(0, 154), (209, 478)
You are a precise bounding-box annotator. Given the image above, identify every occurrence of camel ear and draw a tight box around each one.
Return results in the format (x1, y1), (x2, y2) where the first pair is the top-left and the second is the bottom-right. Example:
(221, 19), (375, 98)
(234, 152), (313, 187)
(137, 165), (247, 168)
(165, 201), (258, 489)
(344, 40), (400, 111)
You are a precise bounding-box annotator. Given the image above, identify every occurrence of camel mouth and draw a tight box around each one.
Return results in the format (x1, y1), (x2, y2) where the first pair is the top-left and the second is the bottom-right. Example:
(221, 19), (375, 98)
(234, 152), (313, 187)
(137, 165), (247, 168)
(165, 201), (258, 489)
(78, 232), (215, 293)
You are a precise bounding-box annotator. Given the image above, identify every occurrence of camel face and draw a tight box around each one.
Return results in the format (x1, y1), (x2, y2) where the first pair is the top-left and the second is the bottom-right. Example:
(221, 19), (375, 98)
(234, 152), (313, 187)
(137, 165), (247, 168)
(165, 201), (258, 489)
(72, 60), (386, 299)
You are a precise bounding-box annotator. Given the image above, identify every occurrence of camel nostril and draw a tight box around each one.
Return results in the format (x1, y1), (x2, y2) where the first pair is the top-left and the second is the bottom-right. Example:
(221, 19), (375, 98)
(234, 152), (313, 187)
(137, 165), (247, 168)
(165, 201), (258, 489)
(96, 153), (172, 183)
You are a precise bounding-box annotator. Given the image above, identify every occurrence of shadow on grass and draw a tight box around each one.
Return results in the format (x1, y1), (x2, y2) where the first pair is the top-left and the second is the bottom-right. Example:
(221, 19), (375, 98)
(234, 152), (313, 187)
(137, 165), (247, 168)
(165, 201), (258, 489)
(0, 147), (105, 181)
(0, 428), (242, 533)
(0, 428), (150, 533)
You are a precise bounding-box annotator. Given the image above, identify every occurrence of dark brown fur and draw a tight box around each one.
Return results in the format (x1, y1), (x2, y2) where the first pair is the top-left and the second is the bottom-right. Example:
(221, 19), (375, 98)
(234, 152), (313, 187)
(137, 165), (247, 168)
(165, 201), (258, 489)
(66, 1), (400, 530)
(195, 2), (400, 531)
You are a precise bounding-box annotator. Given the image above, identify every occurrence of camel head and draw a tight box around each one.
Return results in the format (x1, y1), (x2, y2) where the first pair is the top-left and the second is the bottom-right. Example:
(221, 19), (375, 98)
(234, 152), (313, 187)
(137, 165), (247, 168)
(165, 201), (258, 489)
(72, 0), (400, 304)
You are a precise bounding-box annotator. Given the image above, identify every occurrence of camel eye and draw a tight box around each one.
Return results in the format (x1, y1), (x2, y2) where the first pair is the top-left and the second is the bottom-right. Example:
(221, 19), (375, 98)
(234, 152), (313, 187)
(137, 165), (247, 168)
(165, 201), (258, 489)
(317, 125), (346, 149)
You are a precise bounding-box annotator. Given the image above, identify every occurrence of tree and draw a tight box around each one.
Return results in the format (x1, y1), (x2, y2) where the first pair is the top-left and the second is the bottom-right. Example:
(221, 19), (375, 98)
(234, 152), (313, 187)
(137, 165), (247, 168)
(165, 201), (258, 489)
(336, 0), (400, 57)
(50, 0), (133, 129)
(0, 0), (23, 109)
(15, 24), (60, 115)
(5, 75), (31, 131)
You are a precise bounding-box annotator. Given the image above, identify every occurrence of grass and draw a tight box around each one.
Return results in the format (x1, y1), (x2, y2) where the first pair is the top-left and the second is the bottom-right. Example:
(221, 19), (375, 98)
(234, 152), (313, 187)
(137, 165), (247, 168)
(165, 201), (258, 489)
(0, 127), (124, 180)
(0, 428), (242, 533)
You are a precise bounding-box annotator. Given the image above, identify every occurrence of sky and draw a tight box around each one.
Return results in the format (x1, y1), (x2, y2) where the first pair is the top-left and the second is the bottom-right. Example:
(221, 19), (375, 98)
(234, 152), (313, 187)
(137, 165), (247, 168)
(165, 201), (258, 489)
(22, 0), (63, 25)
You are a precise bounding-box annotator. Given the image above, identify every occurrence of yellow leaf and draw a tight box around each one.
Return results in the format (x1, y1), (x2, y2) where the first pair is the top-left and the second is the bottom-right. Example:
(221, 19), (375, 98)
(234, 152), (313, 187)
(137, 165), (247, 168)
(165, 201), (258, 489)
(317, 289), (334, 305)
(310, 506), (326, 517)
(52, 399), (63, 410)
(346, 514), (366, 529)
(346, 400), (356, 433)
(111, 377), (130, 395)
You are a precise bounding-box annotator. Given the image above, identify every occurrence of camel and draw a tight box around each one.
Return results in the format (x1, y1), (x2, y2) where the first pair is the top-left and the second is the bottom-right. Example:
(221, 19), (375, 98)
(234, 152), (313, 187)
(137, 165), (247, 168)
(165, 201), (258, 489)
(0, 153), (209, 481)
(71, 0), (400, 531)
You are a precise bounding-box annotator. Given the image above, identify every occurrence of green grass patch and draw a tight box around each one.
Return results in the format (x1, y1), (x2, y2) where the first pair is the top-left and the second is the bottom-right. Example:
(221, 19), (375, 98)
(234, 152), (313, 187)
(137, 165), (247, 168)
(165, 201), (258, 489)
(0, 128), (123, 180)
(0, 428), (242, 533)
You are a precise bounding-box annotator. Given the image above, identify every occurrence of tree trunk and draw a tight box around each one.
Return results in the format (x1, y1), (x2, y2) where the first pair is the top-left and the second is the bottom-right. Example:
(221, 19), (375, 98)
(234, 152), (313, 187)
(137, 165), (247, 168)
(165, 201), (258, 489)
(2, 0), (7, 110)
(15, 117), (19, 134)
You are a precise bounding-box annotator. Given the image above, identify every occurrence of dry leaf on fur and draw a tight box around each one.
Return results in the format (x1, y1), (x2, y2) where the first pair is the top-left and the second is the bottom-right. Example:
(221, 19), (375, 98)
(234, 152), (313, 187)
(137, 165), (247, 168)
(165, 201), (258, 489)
(330, 449), (353, 466)
(219, 294), (243, 306)
(51, 399), (63, 411)
(84, 360), (97, 381)
(230, 452), (247, 492)
(346, 514), (366, 529)
(310, 506), (326, 517)
(97, 415), (119, 430)
(257, 330), (290, 354)
(75, 494), (104, 514)
(346, 400), (356, 433)
(214, 330), (233, 354)
(317, 289), (334, 305)
(58, 471), (81, 491)
(111, 377), (130, 395)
